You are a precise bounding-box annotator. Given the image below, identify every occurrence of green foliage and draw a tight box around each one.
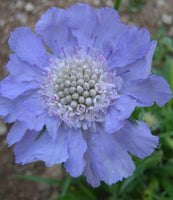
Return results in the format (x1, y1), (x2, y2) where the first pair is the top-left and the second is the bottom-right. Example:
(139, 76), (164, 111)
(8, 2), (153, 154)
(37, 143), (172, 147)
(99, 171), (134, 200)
(12, 174), (64, 186)
(114, 0), (122, 11)
(12, 28), (173, 200)
(126, 0), (147, 12)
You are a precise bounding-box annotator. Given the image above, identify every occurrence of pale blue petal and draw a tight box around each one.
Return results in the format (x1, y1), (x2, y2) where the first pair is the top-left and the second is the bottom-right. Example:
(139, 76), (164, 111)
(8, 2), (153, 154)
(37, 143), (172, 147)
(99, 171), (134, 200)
(94, 7), (127, 56)
(45, 116), (60, 140)
(110, 27), (150, 68)
(9, 27), (49, 67)
(105, 95), (136, 133)
(0, 75), (39, 100)
(35, 7), (76, 56)
(115, 120), (159, 158)
(17, 93), (48, 131)
(0, 95), (29, 123)
(117, 41), (157, 81)
(64, 129), (87, 177)
(66, 3), (97, 47)
(6, 54), (42, 81)
(84, 127), (135, 187)
(122, 74), (172, 106)
(14, 128), (69, 166)
(7, 121), (27, 146)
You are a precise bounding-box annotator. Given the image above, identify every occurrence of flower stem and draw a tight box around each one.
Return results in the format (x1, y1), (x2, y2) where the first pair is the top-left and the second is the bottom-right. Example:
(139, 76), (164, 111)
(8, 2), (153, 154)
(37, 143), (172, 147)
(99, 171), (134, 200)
(114, 0), (122, 11)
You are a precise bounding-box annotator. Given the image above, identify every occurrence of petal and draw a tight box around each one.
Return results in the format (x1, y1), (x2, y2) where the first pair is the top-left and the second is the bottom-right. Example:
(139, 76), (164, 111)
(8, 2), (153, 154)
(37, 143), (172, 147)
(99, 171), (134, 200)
(0, 95), (29, 123)
(9, 27), (49, 67)
(105, 95), (136, 133)
(94, 7), (127, 55)
(110, 27), (150, 68)
(0, 75), (39, 100)
(7, 121), (27, 146)
(117, 41), (157, 81)
(14, 128), (69, 166)
(115, 120), (159, 158)
(84, 127), (135, 187)
(0, 92), (46, 126)
(66, 3), (97, 47)
(45, 116), (59, 140)
(0, 96), (11, 117)
(17, 93), (48, 131)
(6, 54), (42, 82)
(35, 7), (76, 56)
(122, 74), (172, 107)
(64, 129), (87, 177)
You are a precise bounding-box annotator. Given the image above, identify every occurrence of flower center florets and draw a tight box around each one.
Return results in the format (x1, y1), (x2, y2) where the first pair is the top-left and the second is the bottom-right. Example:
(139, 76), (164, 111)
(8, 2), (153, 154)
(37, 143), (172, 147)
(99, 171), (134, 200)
(41, 49), (120, 129)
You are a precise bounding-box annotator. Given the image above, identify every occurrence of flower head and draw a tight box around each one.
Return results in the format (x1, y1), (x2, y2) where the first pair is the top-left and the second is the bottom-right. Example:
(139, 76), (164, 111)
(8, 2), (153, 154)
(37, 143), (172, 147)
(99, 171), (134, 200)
(0, 3), (172, 187)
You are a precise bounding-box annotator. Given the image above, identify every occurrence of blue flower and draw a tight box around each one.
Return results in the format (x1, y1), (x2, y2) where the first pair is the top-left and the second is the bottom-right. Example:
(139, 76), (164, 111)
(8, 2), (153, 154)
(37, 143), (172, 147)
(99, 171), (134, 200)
(0, 3), (172, 187)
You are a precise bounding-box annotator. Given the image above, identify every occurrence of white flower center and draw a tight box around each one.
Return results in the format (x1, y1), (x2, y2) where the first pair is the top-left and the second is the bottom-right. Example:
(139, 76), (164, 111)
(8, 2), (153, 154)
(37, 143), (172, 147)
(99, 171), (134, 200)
(41, 50), (121, 129)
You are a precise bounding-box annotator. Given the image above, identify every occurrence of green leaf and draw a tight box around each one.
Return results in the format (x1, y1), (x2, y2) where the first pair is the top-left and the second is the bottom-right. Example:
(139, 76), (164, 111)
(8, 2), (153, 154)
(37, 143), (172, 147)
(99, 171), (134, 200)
(55, 191), (92, 200)
(159, 131), (173, 138)
(163, 137), (173, 150)
(12, 174), (63, 186)
(81, 126), (84, 134)
(161, 179), (173, 197)
(114, 0), (122, 10)
(76, 182), (97, 200)
(60, 176), (71, 197)
(34, 125), (46, 141)
(128, 116), (139, 126)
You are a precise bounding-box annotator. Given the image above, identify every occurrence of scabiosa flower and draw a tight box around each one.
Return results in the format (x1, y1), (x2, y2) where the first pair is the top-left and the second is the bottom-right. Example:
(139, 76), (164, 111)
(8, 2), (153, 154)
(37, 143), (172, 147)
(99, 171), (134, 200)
(0, 3), (172, 187)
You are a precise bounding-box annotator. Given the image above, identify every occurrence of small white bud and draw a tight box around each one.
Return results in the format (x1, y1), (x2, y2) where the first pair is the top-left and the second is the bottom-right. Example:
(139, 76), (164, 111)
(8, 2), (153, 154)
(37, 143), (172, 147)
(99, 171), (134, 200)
(59, 83), (64, 90)
(90, 89), (97, 97)
(71, 101), (77, 108)
(83, 82), (89, 90)
(84, 75), (90, 81)
(65, 80), (70, 87)
(70, 75), (76, 81)
(58, 91), (64, 98)
(72, 93), (79, 100)
(57, 79), (63, 84)
(79, 96), (85, 104)
(77, 85), (83, 93)
(54, 84), (59, 90)
(89, 80), (95, 87)
(85, 97), (92, 106)
(91, 74), (97, 80)
(77, 72), (83, 79)
(70, 87), (76, 94)
(71, 81), (77, 87)
(60, 98), (66, 105)
(77, 79), (84, 86)
(65, 95), (72, 103)
(64, 88), (69, 95)
(83, 91), (89, 97)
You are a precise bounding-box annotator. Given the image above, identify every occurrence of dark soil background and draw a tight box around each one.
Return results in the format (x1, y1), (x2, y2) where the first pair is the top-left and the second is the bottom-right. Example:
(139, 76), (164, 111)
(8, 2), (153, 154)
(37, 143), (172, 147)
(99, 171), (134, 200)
(0, 0), (172, 199)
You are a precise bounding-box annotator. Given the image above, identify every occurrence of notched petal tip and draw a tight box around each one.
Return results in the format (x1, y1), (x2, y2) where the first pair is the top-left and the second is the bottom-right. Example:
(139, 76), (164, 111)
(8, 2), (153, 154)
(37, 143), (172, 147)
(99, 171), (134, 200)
(14, 129), (69, 166)
(64, 130), (87, 177)
(83, 127), (135, 187)
(116, 120), (159, 159)
(8, 26), (49, 67)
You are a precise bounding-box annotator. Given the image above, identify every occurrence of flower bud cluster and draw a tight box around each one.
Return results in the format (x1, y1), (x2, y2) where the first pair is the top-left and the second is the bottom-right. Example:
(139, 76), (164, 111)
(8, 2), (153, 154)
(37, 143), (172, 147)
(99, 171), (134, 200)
(41, 52), (119, 129)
